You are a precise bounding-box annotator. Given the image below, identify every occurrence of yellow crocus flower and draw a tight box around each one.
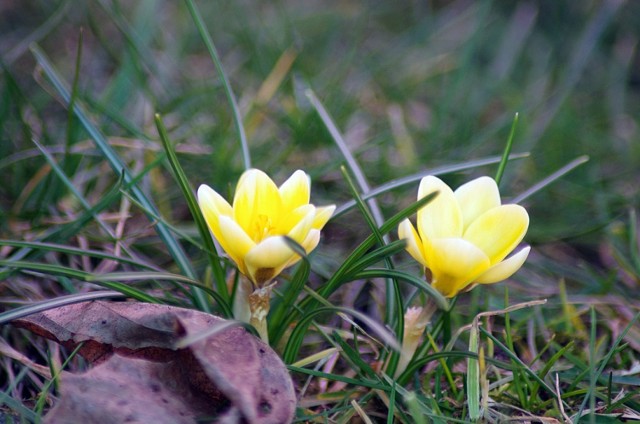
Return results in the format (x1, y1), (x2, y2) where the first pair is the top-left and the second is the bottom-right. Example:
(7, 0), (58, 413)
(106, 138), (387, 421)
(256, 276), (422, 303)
(197, 169), (335, 287)
(399, 175), (530, 298)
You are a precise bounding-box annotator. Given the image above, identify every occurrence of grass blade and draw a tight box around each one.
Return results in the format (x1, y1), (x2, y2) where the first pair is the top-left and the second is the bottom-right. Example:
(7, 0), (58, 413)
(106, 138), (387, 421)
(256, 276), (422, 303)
(576, 310), (640, 420)
(511, 155), (589, 203)
(183, 0), (251, 169)
(0, 259), (162, 304)
(467, 324), (480, 420)
(0, 291), (126, 325)
(318, 191), (439, 301)
(494, 112), (518, 186)
(0, 172), (125, 278)
(32, 138), (133, 257)
(268, 239), (311, 344)
(334, 153), (529, 217)
(282, 306), (400, 364)
(340, 166), (404, 357)
(354, 269), (449, 311)
(479, 326), (558, 400)
(288, 365), (387, 390)
(0, 240), (159, 270)
(307, 90), (384, 227)
(155, 113), (228, 302)
(30, 44), (210, 311)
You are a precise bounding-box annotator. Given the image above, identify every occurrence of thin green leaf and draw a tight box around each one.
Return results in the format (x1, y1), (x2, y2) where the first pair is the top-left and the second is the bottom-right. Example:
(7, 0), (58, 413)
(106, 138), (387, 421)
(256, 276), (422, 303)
(494, 112), (518, 186)
(467, 325), (480, 420)
(87, 271), (202, 284)
(32, 138), (132, 256)
(2, 259), (161, 303)
(0, 291), (125, 325)
(307, 90), (384, 227)
(88, 271), (232, 317)
(511, 155), (589, 203)
(0, 171), (125, 279)
(97, 282), (161, 303)
(354, 269), (449, 311)
(183, 0), (250, 169)
(0, 383), (39, 422)
(0, 240), (159, 270)
(629, 209), (640, 273)
(333, 153), (529, 217)
(340, 166), (403, 349)
(387, 377), (397, 424)
(268, 255), (311, 345)
(288, 365), (387, 390)
(577, 310), (640, 420)
(479, 326), (558, 400)
(332, 331), (379, 379)
(530, 340), (575, 402)
(317, 191), (439, 300)
(381, 375), (469, 423)
(3, 0), (69, 65)
(63, 26), (82, 176)
(346, 241), (407, 274)
(36, 343), (84, 415)
(155, 113), (228, 302)
(30, 44), (208, 311)
(282, 306), (400, 364)
(277, 192), (439, 340)
(398, 350), (515, 386)
(268, 236), (311, 342)
(282, 236), (309, 261)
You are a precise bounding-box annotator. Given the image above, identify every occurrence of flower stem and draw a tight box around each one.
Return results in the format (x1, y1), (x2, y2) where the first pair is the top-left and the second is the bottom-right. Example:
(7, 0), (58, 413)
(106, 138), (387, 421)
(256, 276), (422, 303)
(232, 276), (252, 323)
(249, 285), (273, 343)
(442, 307), (452, 347)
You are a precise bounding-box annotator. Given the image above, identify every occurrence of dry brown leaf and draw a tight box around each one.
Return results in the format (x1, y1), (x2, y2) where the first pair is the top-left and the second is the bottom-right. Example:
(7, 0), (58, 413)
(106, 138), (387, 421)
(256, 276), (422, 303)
(12, 301), (296, 424)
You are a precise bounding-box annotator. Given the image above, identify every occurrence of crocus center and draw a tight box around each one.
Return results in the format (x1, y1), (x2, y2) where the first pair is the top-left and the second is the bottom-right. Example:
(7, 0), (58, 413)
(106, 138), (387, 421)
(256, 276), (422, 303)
(252, 214), (276, 242)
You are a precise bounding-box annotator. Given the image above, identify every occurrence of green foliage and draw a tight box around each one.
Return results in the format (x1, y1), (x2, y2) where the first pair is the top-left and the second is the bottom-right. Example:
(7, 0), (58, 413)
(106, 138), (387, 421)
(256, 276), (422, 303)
(1, 1), (639, 422)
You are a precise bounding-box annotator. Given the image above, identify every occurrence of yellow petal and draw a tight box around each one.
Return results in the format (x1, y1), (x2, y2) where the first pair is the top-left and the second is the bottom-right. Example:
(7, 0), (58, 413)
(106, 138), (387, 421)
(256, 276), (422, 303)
(417, 176), (463, 240)
(279, 170), (310, 212)
(300, 228), (321, 254)
(463, 204), (529, 264)
(217, 215), (255, 275)
(284, 228), (321, 269)
(398, 219), (427, 268)
(312, 205), (335, 229)
(454, 176), (501, 230)
(476, 246), (530, 284)
(197, 184), (233, 242)
(245, 236), (296, 285)
(233, 169), (283, 239)
(285, 205), (316, 244)
(197, 184), (233, 216)
(427, 238), (490, 297)
(274, 203), (306, 234)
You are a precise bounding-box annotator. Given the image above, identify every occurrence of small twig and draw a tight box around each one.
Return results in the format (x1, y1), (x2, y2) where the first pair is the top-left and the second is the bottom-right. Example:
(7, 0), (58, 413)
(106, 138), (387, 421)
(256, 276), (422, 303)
(555, 373), (572, 423)
(0, 338), (52, 379)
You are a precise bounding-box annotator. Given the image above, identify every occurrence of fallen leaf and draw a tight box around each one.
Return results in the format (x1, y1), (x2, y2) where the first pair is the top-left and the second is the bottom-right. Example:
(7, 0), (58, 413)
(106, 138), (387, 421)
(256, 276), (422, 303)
(12, 301), (296, 423)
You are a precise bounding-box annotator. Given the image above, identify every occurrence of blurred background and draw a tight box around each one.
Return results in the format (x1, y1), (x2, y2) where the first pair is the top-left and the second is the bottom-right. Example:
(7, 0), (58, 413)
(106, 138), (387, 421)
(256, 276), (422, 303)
(1, 0), (639, 310)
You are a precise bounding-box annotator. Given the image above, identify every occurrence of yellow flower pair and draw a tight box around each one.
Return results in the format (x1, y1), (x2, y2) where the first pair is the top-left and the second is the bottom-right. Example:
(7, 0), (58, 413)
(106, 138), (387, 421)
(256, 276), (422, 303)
(198, 170), (529, 299)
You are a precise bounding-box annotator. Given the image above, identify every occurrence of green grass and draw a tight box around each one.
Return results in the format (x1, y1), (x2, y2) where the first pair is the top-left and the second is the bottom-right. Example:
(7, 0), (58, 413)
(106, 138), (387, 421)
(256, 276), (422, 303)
(1, 1), (639, 422)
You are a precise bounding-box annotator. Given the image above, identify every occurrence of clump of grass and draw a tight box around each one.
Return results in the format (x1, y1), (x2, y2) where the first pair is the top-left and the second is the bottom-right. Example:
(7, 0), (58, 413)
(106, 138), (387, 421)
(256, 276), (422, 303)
(1, 1), (639, 422)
